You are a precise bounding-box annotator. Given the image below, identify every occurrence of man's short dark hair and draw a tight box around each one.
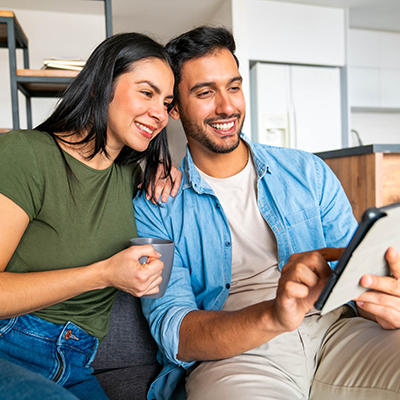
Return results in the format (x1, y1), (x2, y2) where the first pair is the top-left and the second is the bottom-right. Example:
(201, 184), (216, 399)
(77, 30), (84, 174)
(165, 26), (239, 102)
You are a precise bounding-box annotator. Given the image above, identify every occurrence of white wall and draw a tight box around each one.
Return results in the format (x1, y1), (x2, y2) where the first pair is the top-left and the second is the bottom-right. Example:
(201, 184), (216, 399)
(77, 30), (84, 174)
(0, 8), (106, 129)
(350, 112), (400, 146)
(165, 0), (235, 165)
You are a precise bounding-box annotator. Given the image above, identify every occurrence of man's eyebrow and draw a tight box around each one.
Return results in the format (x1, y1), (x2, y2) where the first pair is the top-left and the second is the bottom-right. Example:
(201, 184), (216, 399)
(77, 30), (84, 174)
(189, 76), (243, 94)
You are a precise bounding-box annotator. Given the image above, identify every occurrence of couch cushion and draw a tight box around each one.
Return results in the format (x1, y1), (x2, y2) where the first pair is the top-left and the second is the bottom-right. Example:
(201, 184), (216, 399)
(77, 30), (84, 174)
(93, 290), (159, 370)
(94, 364), (160, 400)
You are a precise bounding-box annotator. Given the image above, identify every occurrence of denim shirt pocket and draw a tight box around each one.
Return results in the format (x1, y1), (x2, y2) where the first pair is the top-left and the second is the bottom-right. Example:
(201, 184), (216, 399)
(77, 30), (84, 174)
(284, 204), (325, 253)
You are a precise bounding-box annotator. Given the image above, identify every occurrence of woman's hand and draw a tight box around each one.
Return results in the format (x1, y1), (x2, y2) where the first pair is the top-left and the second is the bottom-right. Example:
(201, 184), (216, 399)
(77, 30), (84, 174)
(145, 162), (182, 204)
(100, 244), (164, 297)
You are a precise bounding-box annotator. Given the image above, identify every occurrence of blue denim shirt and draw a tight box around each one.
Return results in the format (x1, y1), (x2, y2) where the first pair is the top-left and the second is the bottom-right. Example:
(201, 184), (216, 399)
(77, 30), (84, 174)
(133, 134), (358, 400)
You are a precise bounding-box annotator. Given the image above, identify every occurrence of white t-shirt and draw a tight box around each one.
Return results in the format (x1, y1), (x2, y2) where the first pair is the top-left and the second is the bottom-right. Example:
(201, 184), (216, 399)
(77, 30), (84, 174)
(197, 153), (281, 312)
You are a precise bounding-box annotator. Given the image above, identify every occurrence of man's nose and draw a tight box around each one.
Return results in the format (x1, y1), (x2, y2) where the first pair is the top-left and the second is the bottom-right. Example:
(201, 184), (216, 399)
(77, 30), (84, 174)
(215, 92), (235, 116)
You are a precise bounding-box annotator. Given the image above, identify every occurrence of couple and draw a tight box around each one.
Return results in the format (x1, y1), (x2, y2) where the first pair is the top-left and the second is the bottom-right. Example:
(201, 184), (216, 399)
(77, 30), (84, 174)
(0, 26), (399, 400)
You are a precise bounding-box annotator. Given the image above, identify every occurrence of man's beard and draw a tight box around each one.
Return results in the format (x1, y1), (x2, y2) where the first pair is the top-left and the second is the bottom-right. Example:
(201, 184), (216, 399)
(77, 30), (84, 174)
(180, 111), (244, 154)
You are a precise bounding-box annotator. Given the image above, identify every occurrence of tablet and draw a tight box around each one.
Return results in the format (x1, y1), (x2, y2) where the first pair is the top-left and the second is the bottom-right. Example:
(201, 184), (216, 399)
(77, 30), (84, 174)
(314, 201), (400, 315)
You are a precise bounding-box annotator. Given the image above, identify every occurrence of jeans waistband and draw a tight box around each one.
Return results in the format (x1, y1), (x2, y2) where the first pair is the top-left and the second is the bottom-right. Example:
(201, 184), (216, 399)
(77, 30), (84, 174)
(0, 314), (98, 356)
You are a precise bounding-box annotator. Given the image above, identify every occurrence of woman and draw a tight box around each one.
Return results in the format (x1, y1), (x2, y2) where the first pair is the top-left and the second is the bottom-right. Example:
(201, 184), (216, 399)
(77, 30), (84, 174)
(0, 32), (178, 399)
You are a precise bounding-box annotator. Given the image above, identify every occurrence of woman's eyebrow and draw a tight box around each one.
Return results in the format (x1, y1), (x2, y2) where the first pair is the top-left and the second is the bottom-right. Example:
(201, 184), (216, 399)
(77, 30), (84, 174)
(137, 80), (161, 94)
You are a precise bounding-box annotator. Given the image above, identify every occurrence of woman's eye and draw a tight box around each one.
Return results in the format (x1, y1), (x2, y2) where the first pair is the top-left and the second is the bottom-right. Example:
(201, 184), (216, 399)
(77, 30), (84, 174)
(142, 91), (153, 98)
(164, 102), (172, 110)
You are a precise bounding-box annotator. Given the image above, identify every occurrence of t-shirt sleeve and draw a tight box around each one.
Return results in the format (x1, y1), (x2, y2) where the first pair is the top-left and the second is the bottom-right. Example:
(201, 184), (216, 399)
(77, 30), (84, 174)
(0, 132), (43, 220)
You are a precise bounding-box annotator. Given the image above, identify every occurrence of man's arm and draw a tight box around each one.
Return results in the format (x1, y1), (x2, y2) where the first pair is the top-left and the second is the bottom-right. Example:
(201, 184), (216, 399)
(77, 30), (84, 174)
(177, 248), (342, 362)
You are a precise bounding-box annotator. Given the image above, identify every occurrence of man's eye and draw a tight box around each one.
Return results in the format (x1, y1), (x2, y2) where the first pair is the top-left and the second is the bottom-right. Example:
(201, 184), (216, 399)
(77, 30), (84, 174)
(164, 102), (172, 110)
(197, 91), (211, 98)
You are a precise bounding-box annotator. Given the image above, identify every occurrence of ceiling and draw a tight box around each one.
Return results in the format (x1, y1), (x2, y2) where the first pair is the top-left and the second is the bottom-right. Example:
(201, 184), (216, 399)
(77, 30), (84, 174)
(2, 0), (400, 41)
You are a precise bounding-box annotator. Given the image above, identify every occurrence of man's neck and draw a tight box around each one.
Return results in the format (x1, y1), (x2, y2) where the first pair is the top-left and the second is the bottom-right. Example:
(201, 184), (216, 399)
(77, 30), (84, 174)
(188, 139), (249, 179)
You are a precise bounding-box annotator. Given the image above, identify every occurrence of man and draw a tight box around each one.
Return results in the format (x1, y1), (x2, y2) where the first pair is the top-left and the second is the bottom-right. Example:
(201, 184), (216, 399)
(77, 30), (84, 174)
(133, 26), (400, 400)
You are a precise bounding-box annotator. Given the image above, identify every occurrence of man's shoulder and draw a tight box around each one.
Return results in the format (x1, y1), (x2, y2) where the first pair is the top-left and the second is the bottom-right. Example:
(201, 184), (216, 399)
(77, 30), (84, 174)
(249, 140), (320, 168)
(133, 172), (186, 215)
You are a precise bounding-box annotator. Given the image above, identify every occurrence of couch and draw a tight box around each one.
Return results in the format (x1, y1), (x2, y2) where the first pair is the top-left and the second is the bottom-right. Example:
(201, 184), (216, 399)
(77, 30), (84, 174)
(92, 290), (161, 400)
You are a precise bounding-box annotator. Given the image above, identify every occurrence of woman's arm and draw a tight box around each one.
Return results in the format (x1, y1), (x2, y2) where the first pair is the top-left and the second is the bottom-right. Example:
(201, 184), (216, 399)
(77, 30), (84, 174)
(0, 193), (164, 319)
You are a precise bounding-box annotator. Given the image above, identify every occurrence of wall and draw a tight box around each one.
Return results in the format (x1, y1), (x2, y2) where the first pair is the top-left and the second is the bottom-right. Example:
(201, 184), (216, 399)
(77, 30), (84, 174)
(0, 8), (106, 129)
(350, 112), (400, 146)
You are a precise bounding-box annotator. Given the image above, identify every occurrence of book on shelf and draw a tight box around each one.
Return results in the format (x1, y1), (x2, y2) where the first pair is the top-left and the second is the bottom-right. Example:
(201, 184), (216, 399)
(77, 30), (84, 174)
(42, 58), (86, 71)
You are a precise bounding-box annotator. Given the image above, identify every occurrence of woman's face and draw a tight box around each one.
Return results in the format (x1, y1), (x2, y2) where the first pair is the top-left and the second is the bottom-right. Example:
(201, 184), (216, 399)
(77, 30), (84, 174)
(107, 58), (174, 154)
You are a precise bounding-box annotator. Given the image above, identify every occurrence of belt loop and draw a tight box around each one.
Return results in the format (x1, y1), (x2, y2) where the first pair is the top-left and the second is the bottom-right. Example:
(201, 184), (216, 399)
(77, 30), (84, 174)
(0, 317), (18, 336)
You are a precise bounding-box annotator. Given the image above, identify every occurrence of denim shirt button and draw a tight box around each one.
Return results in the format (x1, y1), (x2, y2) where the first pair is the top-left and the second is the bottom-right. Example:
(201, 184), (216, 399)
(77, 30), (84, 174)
(216, 203), (220, 209)
(225, 241), (231, 247)
(226, 283), (231, 289)
(65, 329), (72, 340)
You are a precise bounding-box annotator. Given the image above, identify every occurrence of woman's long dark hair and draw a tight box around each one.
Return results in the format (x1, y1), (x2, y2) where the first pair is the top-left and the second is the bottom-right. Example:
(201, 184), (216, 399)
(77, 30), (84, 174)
(36, 32), (172, 201)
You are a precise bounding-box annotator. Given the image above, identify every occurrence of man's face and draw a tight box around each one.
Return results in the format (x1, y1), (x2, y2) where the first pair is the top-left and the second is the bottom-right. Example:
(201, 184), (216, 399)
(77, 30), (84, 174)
(172, 48), (246, 154)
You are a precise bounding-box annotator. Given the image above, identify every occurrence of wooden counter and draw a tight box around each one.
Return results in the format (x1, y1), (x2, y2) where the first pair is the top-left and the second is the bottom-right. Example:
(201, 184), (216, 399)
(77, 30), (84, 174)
(315, 145), (400, 222)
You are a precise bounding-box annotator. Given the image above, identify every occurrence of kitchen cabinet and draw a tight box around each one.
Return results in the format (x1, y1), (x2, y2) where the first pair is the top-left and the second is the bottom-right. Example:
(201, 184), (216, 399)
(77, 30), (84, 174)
(316, 145), (400, 221)
(348, 29), (400, 110)
(349, 68), (380, 108)
(246, 0), (345, 67)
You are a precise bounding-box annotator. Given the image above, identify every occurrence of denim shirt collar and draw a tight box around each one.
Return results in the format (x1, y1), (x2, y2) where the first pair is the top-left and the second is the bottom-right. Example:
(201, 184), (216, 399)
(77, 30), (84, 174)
(181, 133), (271, 194)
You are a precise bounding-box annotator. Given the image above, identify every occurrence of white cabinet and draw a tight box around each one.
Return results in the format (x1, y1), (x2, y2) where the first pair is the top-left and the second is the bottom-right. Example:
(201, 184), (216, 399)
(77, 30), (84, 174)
(246, 0), (345, 67)
(348, 29), (380, 68)
(349, 68), (380, 108)
(348, 29), (400, 109)
(250, 62), (342, 153)
(381, 70), (400, 108)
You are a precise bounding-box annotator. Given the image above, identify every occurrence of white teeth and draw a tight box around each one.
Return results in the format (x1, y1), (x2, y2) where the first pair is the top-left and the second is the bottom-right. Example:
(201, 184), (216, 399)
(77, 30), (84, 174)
(135, 122), (154, 134)
(211, 121), (235, 131)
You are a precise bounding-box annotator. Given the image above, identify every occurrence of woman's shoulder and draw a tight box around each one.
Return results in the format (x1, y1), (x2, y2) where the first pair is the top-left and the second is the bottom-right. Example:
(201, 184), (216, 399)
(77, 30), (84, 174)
(0, 129), (55, 151)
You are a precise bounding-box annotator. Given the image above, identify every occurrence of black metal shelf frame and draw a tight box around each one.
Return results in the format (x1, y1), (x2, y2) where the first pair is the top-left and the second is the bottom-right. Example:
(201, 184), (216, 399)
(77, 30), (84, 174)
(1, 0), (113, 130)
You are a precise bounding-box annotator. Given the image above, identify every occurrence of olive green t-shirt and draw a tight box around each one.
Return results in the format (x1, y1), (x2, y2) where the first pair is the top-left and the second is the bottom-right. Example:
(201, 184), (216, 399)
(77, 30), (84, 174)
(0, 130), (141, 341)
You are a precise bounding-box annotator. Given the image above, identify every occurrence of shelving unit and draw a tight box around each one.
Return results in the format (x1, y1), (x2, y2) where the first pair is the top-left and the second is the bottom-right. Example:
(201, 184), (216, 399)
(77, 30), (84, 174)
(0, 0), (112, 130)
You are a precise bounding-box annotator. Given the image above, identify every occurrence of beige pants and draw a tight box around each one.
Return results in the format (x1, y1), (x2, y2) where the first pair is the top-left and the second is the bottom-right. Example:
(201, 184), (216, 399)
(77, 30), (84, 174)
(186, 307), (400, 400)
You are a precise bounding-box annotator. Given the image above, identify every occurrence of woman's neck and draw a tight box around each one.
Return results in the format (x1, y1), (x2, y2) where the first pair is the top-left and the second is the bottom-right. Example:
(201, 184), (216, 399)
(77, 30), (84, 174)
(55, 132), (114, 170)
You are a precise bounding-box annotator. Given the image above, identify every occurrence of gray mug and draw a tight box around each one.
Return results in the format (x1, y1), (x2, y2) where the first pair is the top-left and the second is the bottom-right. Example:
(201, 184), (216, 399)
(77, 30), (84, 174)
(129, 237), (175, 299)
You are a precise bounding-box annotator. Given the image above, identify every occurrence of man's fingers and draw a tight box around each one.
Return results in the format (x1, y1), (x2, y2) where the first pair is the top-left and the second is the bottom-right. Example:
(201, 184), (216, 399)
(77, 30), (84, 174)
(357, 247), (400, 295)
(359, 274), (400, 297)
(315, 247), (345, 262)
(283, 250), (335, 280)
(386, 247), (400, 280)
(356, 298), (400, 329)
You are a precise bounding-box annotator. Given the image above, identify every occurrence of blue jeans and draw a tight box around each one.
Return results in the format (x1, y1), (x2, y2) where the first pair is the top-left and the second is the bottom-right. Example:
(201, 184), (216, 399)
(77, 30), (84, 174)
(0, 314), (109, 400)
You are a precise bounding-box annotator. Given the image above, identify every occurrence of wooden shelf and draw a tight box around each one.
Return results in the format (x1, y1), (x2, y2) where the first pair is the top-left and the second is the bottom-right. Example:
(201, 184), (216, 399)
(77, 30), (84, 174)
(0, 10), (28, 48)
(17, 69), (79, 78)
(16, 69), (79, 95)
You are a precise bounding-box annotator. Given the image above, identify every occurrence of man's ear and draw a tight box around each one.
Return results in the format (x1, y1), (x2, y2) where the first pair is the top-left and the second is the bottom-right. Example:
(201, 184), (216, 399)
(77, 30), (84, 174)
(169, 104), (180, 121)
